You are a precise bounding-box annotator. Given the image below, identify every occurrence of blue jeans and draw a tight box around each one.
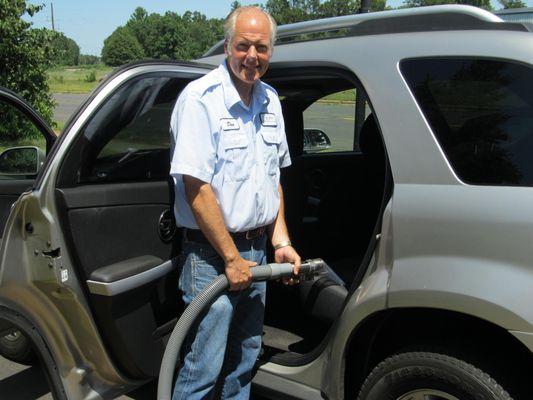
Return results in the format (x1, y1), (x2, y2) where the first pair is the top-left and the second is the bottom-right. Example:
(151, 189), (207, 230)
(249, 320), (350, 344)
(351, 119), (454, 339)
(172, 234), (267, 400)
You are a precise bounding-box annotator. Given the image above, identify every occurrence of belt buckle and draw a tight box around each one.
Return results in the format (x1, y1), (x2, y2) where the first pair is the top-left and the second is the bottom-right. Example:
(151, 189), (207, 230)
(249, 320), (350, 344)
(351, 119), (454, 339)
(245, 226), (264, 240)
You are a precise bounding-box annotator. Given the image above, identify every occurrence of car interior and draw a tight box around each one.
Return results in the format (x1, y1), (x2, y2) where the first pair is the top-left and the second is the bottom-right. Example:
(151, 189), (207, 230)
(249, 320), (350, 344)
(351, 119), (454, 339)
(50, 64), (391, 379)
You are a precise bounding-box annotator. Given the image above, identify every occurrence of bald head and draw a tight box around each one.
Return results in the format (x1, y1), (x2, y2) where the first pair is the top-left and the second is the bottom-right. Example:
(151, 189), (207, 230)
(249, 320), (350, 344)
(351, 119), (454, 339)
(224, 6), (277, 47)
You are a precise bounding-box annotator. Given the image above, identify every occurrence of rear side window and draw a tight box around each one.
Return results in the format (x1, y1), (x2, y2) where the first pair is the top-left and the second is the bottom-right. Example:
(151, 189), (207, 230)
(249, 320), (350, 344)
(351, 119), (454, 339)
(401, 58), (533, 186)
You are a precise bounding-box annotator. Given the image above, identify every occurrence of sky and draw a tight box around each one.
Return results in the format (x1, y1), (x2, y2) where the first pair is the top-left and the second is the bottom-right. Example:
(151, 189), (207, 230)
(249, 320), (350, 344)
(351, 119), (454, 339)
(25, 0), (533, 56)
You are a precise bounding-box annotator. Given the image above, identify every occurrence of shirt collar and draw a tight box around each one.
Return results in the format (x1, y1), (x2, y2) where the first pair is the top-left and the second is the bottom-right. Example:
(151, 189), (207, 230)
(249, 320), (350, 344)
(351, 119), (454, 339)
(219, 60), (269, 112)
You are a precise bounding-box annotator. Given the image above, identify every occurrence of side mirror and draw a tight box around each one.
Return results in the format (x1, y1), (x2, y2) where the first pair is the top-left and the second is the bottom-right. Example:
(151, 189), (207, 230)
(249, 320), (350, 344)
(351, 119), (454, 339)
(303, 128), (331, 153)
(0, 146), (45, 176)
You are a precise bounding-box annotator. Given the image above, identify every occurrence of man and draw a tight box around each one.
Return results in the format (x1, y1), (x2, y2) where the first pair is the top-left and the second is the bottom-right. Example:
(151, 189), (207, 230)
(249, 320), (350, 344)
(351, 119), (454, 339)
(169, 6), (300, 400)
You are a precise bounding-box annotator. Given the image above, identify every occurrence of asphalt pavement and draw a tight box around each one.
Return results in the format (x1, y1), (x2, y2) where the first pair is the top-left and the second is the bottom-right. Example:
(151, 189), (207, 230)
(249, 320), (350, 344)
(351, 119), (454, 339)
(0, 356), (267, 399)
(0, 357), (157, 399)
(52, 93), (89, 125)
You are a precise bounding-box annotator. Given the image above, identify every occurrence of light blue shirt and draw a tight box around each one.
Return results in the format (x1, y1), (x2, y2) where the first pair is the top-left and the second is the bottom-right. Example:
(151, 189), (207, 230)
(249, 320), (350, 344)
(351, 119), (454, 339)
(170, 61), (291, 232)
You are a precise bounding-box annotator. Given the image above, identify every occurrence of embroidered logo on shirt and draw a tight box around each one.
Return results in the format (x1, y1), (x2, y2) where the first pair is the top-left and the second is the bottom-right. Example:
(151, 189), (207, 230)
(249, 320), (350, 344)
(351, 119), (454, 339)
(260, 113), (277, 127)
(220, 118), (240, 131)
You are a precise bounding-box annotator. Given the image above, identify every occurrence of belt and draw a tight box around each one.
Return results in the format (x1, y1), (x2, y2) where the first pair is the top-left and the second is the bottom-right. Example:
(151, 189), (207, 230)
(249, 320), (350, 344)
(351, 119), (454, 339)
(184, 226), (267, 243)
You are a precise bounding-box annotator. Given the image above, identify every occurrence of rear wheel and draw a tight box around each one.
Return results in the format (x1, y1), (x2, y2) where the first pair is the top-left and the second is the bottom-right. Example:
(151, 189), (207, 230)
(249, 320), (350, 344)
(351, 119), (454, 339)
(0, 328), (36, 365)
(357, 351), (512, 400)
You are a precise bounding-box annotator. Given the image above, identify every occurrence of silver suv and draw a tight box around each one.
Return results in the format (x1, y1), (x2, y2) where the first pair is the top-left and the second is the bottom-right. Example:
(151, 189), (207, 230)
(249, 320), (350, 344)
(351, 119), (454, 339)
(1, 5), (532, 400)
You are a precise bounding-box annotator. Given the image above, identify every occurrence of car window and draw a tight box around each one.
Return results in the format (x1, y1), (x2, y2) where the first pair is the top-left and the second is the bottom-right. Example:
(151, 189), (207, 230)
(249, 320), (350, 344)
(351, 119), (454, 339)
(303, 89), (357, 153)
(78, 73), (193, 183)
(0, 99), (47, 180)
(401, 58), (533, 186)
(302, 88), (373, 154)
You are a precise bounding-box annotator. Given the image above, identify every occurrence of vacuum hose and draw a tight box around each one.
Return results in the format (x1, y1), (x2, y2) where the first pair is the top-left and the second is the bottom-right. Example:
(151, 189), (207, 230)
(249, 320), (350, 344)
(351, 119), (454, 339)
(157, 258), (325, 400)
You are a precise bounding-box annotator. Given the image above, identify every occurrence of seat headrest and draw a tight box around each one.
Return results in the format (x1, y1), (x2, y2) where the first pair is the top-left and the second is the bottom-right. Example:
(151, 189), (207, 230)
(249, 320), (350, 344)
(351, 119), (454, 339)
(359, 114), (383, 159)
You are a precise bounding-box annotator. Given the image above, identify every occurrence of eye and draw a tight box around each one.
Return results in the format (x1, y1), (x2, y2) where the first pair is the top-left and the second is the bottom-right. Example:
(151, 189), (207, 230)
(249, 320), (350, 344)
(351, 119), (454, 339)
(236, 43), (249, 52)
(257, 45), (268, 53)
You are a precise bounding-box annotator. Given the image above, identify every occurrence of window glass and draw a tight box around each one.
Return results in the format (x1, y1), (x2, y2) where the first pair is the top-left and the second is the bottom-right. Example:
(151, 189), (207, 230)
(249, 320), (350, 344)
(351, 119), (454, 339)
(0, 100), (46, 179)
(303, 89), (356, 153)
(79, 73), (194, 183)
(401, 58), (533, 186)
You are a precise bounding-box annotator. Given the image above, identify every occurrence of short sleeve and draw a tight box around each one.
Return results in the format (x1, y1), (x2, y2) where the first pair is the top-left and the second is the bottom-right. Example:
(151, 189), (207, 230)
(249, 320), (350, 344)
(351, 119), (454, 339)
(277, 108), (292, 168)
(170, 90), (216, 183)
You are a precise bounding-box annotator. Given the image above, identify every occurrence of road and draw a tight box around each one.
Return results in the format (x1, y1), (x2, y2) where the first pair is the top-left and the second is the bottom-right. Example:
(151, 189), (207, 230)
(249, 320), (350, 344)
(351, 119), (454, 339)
(0, 357), (157, 399)
(0, 356), (269, 399)
(52, 93), (89, 125)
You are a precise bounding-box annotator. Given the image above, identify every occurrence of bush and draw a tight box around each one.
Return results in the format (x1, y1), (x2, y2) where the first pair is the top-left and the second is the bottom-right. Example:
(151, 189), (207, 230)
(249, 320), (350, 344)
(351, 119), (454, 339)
(0, 1), (56, 140)
(84, 71), (96, 83)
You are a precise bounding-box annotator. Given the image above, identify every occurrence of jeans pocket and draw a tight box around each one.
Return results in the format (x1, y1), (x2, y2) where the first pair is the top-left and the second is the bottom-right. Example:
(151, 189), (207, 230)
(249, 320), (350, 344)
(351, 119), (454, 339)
(191, 246), (225, 295)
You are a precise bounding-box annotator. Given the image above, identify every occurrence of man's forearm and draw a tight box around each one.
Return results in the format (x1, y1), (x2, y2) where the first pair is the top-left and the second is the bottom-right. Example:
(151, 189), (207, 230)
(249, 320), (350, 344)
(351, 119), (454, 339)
(183, 175), (239, 263)
(268, 184), (291, 246)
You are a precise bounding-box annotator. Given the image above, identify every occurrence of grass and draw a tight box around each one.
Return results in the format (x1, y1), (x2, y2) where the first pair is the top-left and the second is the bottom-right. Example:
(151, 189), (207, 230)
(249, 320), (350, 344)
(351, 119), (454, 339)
(321, 89), (356, 103)
(48, 64), (112, 93)
(53, 120), (66, 134)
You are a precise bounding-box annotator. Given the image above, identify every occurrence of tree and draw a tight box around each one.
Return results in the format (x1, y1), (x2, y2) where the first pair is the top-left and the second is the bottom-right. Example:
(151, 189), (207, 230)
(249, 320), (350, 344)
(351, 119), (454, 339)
(0, 0), (56, 140)
(79, 54), (100, 65)
(372, 0), (389, 11)
(123, 8), (224, 61)
(319, 0), (359, 18)
(265, 0), (364, 24)
(265, 0), (312, 24)
(49, 31), (80, 66)
(101, 26), (145, 66)
(402, 0), (493, 11)
(498, 0), (526, 8)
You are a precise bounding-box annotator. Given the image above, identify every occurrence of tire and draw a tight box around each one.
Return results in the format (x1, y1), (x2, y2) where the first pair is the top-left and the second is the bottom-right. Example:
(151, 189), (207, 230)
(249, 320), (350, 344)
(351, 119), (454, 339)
(0, 328), (36, 365)
(357, 351), (512, 400)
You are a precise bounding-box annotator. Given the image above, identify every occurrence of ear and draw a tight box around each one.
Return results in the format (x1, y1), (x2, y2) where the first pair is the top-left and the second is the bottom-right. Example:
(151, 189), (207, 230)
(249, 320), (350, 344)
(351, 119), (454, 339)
(224, 40), (229, 55)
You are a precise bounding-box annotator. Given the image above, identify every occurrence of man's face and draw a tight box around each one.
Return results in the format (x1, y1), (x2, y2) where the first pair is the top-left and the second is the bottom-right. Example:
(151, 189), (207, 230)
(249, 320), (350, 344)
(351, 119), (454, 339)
(225, 11), (272, 86)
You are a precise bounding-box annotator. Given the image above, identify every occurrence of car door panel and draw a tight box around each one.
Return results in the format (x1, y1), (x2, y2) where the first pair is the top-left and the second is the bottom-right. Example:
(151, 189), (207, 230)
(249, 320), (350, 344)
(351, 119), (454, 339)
(57, 182), (174, 277)
(57, 180), (182, 378)
(53, 67), (211, 379)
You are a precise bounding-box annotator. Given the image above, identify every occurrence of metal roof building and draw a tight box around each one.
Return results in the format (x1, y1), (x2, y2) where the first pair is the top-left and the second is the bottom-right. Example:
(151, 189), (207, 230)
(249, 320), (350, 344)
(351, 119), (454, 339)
(494, 7), (533, 24)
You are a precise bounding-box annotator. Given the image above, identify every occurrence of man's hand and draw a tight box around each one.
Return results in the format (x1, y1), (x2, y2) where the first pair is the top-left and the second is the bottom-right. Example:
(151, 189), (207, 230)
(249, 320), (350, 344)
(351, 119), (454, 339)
(225, 256), (257, 291)
(274, 246), (301, 285)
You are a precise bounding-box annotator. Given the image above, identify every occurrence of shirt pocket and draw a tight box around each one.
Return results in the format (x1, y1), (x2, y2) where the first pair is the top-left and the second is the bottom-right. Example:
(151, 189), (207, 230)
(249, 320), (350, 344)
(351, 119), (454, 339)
(222, 132), (251, 182)
(261, 128), (280, 176)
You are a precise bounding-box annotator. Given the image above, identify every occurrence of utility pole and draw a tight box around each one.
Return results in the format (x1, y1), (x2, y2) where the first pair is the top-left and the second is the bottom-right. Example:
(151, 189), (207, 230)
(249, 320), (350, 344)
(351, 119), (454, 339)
(358, 0), (371, 13)
(51, 1), (55, 31)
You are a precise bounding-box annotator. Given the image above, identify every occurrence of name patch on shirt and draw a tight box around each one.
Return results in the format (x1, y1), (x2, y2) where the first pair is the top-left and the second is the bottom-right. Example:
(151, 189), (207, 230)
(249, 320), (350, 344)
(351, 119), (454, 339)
(220, 118), (240, 131)
(260, 113), (277, 127)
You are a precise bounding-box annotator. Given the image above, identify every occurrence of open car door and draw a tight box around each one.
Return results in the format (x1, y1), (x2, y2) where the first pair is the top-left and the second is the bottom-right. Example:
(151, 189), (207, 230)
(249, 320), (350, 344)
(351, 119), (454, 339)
(52, 63), (212, 380)
(0, 87), (56, 241)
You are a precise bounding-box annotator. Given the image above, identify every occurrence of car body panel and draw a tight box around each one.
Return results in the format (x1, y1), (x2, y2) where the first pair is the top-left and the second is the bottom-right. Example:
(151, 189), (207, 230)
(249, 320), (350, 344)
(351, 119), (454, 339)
(388, 183), (533, 332)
